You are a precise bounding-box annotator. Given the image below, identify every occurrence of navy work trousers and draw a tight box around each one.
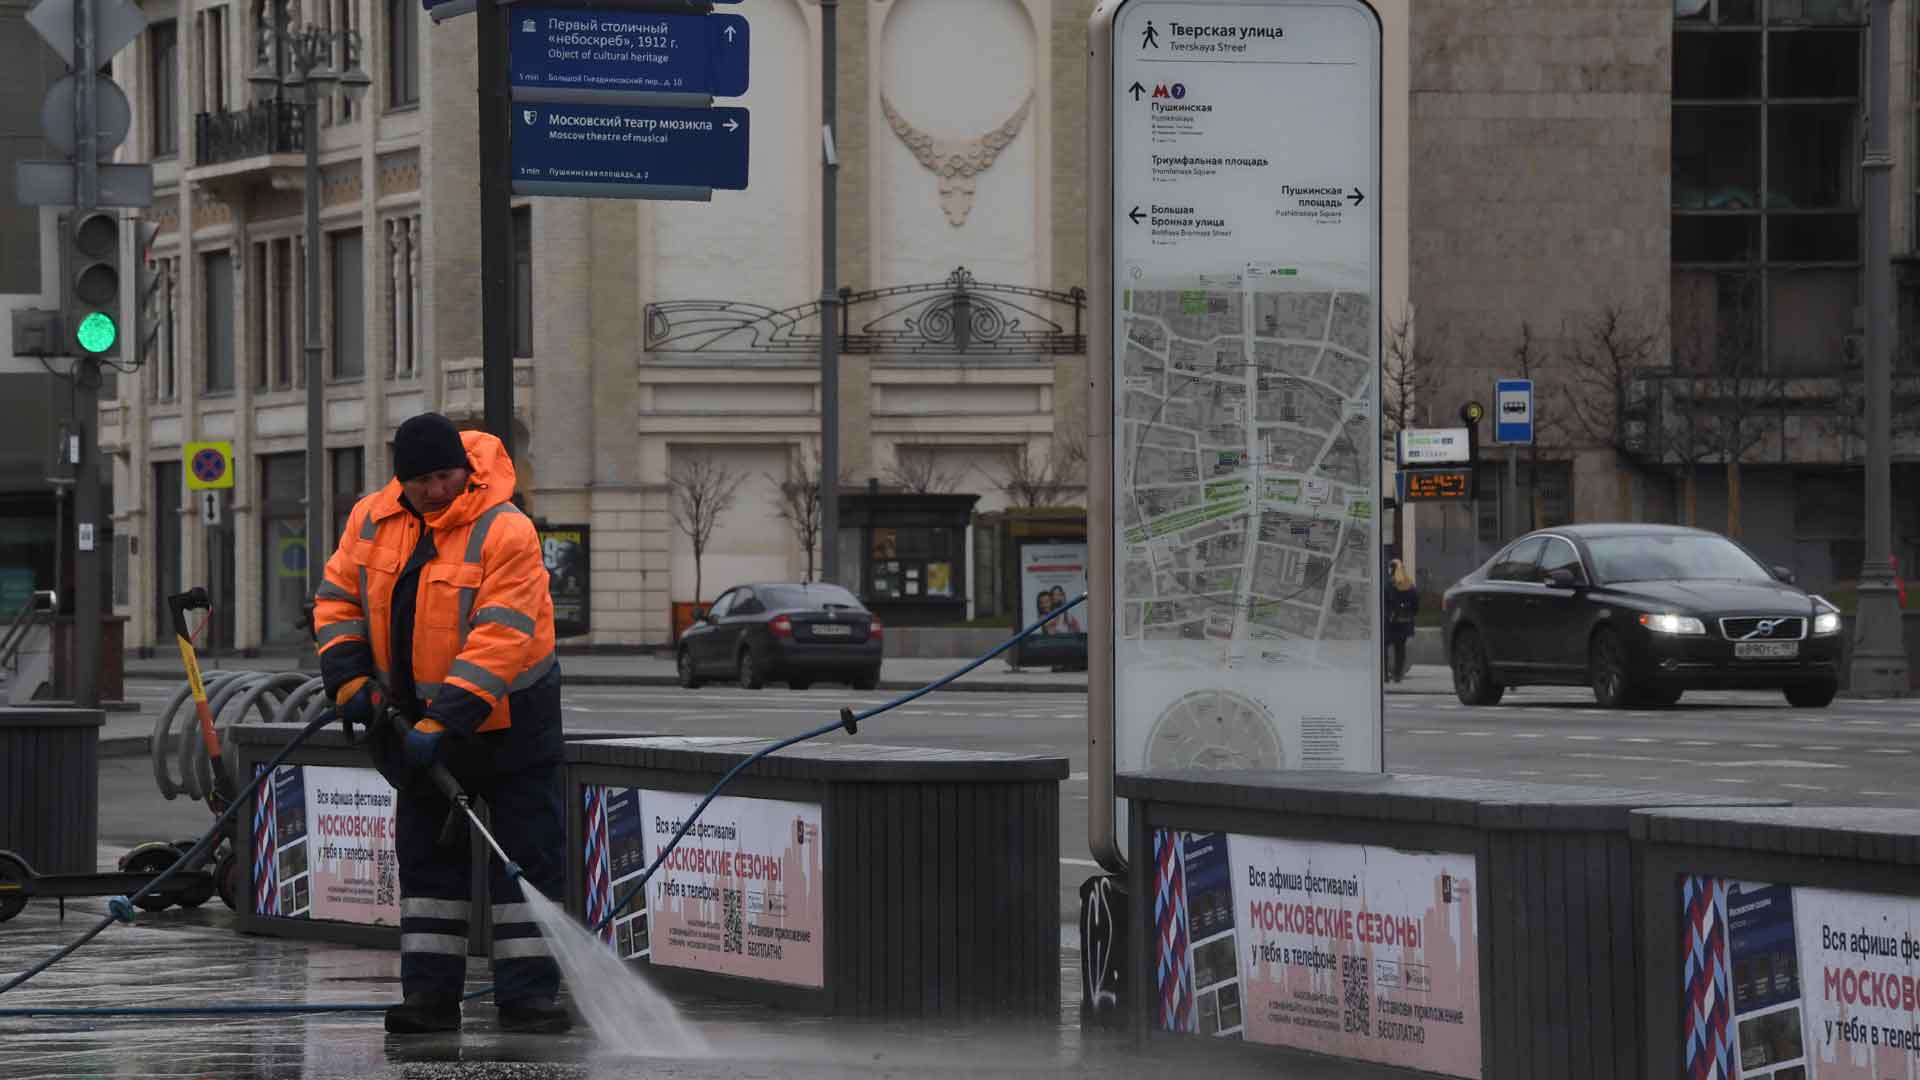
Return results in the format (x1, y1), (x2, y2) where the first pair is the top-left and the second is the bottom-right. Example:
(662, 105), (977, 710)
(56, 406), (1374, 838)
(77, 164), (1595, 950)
(392, 672), (565, 1005)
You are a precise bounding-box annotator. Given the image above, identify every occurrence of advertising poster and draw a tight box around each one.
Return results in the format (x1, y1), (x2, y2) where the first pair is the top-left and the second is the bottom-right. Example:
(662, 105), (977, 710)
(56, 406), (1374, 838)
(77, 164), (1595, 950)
(583, 786), (825, 988)
(538, 524), (591, 638)
(1154, 830), (1481, 1077)
(1023, 543), (1089, 635)
(1685, 878), (1920, 1079)
(252, 764), (399, 926)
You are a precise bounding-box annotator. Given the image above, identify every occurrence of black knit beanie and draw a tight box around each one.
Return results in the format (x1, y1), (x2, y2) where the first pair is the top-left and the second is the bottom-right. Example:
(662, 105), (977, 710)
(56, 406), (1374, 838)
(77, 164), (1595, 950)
(392, 413), (470, 481)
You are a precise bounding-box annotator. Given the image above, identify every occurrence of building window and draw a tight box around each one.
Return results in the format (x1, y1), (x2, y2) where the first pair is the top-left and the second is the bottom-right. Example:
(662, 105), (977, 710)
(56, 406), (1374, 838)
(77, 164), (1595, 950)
(250, 240), (268, 389)
(386, 215), (419, 377)
(260, 453), (308, 644)
(196, 7), (227, 115)
(152, 461), (182, 627)
(272, 237), (296, 388)
(512, 206), (533, 357)
(148, 21), (179, 156)
(147, 255), (179, 401)
(1672, 0), (1864, 376)
(387, 0), (419, 108)
(330, 446), (364, 541)
(203, 250), (235, 392)
(330, 229), (365, 378)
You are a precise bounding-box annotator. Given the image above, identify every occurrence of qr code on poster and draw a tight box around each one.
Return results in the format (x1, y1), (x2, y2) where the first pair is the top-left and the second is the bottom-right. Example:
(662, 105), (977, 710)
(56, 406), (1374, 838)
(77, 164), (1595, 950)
(376, 849), (397, 908)
(723, 888), (743, 954)
(1341, 955), (1371, 1035)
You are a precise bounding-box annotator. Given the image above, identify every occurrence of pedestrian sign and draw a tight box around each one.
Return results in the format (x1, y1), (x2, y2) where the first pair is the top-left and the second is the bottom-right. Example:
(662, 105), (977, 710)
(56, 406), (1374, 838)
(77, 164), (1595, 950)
(511, 104), (749, 196)
(1494, 379), (1533, 446)
(183, 441), (235, 490)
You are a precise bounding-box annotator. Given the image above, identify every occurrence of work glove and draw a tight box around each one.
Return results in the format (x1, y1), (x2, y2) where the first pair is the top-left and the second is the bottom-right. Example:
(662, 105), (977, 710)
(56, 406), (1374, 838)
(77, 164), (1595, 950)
(403, 725), (445, 770)
(335, 677), (382, 740)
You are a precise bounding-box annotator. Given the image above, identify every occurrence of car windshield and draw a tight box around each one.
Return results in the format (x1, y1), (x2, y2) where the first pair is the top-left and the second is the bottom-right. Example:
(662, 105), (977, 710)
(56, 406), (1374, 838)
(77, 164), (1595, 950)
(762, 584), (864, 610)
(1585, 534), (1773, 584)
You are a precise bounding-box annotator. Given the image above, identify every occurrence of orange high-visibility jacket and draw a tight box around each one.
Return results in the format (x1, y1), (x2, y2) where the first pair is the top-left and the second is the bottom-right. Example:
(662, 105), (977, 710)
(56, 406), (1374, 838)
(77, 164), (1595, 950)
(312, 430), (556, 735)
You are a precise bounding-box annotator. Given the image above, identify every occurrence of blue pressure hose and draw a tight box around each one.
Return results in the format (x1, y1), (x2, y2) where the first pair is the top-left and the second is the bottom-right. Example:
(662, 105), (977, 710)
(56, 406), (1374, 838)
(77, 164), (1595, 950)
(0, 594), (1087, 1020)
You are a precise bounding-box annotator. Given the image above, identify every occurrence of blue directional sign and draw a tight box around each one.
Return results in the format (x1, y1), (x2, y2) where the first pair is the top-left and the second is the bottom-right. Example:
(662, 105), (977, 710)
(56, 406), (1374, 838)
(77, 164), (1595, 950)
(1495, 378), (1534, 446)
(510, 9), (748, 104)
(511, 104), (749, 196)
(426, 0), (742, 25)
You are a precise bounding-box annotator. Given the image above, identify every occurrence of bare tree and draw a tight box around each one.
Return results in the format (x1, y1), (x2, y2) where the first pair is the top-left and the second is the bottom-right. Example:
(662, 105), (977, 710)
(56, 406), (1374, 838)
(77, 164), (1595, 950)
(1704, 356), (1785, 540)
(1561, 305), (1659, 522)
(1665, 322), (1721, 526)
(990, 427), (1088, 509)
(882, 446), (963, 494)
(668, 452), (745, 605)
(1381, 309), (1442, 454)
(766, 445), (850, 582)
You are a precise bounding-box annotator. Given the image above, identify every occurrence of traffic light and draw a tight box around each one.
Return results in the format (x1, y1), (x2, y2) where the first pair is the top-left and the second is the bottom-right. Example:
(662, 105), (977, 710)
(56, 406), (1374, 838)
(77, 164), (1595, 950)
(65, 209), (122, 356)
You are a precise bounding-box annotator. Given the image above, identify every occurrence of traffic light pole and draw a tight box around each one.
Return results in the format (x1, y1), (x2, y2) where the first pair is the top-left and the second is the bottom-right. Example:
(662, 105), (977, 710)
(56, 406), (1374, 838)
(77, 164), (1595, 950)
(478, 0), (515, 459)
(71, 0), (102, 707)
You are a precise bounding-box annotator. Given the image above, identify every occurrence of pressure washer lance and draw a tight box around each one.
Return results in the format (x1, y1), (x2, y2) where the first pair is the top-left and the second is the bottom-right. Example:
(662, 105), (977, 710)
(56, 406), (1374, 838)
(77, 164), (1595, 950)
(387, 709), (523, 882)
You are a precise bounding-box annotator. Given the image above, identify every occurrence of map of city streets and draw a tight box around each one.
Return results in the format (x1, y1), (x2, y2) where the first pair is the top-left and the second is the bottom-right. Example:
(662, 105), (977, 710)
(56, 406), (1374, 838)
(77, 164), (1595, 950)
(1116, 279), (1379, 773)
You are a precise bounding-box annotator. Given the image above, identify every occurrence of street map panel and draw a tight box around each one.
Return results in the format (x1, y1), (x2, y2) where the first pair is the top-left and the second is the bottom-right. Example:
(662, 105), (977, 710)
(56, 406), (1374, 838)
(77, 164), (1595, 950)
(1112, 0), (1382, 778)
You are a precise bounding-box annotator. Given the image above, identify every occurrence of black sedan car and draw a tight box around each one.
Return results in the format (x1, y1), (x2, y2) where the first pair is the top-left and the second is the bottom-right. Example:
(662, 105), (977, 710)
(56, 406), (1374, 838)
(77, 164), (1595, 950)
(677, 582), (883, 690)
(1443, 525), (1844, 709)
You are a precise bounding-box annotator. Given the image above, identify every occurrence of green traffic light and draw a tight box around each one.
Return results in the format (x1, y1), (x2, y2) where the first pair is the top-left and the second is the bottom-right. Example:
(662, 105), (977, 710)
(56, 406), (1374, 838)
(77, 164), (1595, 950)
(75, 311), (117, 354)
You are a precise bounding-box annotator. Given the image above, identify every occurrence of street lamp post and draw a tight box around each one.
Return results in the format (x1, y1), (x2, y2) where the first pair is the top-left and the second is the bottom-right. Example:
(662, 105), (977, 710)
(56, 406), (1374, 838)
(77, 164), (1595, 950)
(1850, 0), (1910, 697)
(250, 19), (370, 615)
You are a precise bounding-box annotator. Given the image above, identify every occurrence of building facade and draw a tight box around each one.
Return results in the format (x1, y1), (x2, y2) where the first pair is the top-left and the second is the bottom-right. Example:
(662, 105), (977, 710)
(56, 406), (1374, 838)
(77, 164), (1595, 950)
(40, 0), (1918, 650)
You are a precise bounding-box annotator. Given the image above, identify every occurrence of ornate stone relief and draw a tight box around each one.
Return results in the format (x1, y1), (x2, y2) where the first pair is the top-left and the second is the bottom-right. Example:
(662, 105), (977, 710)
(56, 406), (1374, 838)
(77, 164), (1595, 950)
(880, 91), (1032, 226)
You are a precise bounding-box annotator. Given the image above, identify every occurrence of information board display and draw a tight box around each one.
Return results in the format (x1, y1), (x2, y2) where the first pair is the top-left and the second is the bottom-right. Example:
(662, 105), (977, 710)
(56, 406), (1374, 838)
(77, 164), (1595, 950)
(1105, 0), (1384, 787)
(252, 764), (399, 926)
(1681, 877), (1920, 1080)
(1152, 830), (1481, 1075)
(582, 786), (825, 988)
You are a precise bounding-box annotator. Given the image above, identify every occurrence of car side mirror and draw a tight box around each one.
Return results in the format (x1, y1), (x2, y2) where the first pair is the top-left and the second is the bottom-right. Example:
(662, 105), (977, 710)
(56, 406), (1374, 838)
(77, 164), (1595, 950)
(1771, 565), (1796, 585)
(692, 607), (707, 623)
(1546, 568), (1580, 589)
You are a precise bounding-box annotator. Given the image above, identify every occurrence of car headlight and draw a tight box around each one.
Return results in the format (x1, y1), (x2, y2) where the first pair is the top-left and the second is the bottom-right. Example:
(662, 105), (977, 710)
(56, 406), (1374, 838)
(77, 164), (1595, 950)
(1814, 611), (1843, 636)
(1639, 612), (1706, 636)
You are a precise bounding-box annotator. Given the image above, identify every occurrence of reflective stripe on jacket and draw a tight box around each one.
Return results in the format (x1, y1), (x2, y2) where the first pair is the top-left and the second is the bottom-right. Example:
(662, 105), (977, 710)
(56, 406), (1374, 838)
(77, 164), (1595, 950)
(312, 430), (556, 735)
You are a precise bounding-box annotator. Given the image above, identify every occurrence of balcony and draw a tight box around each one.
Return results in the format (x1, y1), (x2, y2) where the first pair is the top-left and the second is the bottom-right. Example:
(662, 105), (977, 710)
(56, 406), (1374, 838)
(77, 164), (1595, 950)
(189, 102), (305, 187)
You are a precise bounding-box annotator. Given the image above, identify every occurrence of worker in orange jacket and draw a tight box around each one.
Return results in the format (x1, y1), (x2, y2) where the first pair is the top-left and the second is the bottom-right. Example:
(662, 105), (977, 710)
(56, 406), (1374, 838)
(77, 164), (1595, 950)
(313, 413), (568, 1036)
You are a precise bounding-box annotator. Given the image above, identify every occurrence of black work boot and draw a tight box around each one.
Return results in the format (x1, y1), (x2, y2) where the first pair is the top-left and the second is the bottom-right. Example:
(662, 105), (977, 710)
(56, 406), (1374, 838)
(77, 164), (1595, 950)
(498, 995), (572, 1034)
(384, 992), (462, 1034)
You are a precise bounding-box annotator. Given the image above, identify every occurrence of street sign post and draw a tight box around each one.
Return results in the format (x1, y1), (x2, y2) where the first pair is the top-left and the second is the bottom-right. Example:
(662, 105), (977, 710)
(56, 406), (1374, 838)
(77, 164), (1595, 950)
(509, 9), (748, 105)
(510, 103), (748, 197)
(1396, 427), (1471, 467)
(1087, 0), (1384, 873)
(1495, 378), (1534, 445)
(183, 441), (236, 491)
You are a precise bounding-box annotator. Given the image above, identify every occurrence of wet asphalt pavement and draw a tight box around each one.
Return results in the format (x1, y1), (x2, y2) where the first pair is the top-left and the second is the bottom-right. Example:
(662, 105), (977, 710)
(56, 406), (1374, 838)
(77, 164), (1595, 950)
(0, 899), (1397, 1080)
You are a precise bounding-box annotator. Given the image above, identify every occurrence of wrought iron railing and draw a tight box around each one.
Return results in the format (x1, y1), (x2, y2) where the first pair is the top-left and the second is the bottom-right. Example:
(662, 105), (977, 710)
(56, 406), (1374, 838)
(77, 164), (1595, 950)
(194, 101), (305, 167)
(645, 266), (1086, 360)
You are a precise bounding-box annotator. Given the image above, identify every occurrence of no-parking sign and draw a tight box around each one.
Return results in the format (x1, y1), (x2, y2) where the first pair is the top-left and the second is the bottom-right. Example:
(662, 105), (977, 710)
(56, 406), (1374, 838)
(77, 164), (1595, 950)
(183, 441), (235, 490)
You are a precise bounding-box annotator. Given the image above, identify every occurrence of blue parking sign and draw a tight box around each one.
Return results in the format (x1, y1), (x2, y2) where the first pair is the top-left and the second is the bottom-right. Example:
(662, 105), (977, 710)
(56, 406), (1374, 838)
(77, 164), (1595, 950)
(1495, 379), (1533, 445)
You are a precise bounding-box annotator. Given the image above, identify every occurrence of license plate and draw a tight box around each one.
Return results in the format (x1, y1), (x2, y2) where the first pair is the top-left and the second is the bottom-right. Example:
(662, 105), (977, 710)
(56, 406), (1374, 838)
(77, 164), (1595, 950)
(1734, 641), (1798, 659)
(810, 624), (851, 637)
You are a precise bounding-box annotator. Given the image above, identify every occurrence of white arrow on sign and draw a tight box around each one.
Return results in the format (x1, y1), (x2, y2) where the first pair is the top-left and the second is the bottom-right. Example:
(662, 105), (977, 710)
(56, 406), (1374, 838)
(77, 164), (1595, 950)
(723, 118), (740, 132)
(723, 24), (737, 42)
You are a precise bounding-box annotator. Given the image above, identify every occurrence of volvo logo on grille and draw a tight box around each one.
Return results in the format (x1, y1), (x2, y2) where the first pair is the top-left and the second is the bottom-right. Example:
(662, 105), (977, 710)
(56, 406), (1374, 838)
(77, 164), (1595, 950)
(1740, 618), (1785, 640)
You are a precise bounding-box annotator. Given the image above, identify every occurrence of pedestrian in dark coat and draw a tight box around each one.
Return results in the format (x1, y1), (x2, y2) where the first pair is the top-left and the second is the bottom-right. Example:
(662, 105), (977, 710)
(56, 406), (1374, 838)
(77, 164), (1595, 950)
(1384, 559), (1419, 683)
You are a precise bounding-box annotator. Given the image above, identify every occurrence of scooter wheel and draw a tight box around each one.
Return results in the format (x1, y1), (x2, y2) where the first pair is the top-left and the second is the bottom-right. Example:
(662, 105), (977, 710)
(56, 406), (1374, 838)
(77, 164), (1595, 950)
(215, 849), (240, 912)
(0, 851), (30, 922)
(170, 841), (215, 909)
(120, 846), (179, 911)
